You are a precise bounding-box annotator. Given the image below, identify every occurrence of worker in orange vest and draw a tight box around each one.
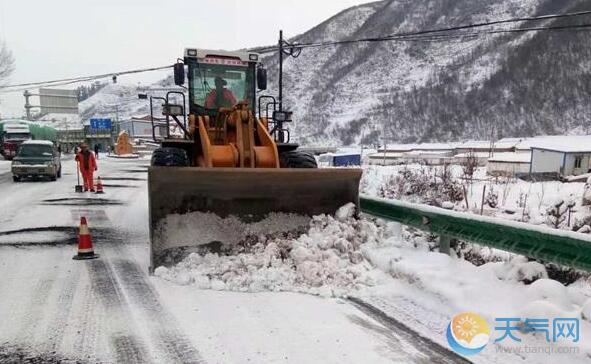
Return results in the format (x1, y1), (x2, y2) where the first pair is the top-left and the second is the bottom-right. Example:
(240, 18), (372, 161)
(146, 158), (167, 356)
(75, 143), (98, 192)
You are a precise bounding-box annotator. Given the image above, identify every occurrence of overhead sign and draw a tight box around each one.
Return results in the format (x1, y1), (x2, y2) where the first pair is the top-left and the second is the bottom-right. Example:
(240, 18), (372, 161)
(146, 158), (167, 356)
(39, 88), (79, 114)
(90, 118), (112, 130)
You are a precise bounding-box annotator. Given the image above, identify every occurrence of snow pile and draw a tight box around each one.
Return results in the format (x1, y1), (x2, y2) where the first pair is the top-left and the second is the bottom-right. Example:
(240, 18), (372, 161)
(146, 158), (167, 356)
(155, 204), (390, 297)
(155, 211), (313, 252)
(491, 256), (548, 283)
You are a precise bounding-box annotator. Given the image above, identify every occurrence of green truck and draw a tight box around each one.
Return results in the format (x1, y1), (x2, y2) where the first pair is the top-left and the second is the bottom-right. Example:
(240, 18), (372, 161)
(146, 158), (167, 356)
(0, 120), (57, 160)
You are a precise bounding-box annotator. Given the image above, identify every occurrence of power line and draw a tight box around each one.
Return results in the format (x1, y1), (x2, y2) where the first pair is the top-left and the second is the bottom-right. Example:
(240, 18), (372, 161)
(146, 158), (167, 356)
(0, 64), (173, 93)
(255, 23), (591, 54)
(2, 9), (591, 94)
(385, 9), (591, 38)
(255, 9), (591, 53)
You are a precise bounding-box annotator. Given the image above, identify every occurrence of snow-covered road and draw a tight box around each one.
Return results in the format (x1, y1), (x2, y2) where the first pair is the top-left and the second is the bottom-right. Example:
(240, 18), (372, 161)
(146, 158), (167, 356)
(0, 156), (465, 363)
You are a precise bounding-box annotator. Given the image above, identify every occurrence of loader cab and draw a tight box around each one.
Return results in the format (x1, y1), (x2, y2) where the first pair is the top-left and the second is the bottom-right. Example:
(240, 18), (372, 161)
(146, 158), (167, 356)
(180, 49), (263, 116)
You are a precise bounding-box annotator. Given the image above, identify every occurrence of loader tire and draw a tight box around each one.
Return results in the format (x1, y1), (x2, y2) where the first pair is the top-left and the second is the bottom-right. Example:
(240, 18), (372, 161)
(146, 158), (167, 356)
(279, 151), (318, 169)
(151, 147), (189, 167)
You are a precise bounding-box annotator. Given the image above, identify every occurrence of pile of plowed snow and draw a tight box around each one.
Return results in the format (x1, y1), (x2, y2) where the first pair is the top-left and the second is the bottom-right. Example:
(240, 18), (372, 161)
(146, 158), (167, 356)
(154, 204), (391, 297)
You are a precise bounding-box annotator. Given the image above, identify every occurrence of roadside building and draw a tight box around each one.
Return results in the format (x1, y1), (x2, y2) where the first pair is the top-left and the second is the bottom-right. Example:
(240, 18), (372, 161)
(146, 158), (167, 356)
(454, 140), (517, 155)
(401, 150), (454, 165)
(453, 152), (491, 167)
(369, 143), (456, 165)
(487, 153), (531, 177)
(119, 115), (167, 140)
(369, 143), (416, 165)
(529, 136), (591, 178)
(368, 151), (406, 165)
(317, 153), (361, 167)
(56, 128), (85, 153)
(83, 120), (113, 152)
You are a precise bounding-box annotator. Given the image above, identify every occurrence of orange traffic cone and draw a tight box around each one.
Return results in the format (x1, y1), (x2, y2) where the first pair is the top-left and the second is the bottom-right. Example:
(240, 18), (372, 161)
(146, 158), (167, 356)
(95, 177), (104, 194)
(73, 217), (99, 260)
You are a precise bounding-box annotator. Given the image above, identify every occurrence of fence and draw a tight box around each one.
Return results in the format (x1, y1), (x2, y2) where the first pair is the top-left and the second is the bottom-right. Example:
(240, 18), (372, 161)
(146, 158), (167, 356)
(360, 195), (591, 272)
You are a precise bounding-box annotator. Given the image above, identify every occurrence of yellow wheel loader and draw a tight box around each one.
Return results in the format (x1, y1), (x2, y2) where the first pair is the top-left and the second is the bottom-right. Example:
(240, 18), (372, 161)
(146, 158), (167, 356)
(145, 48), (361, 270)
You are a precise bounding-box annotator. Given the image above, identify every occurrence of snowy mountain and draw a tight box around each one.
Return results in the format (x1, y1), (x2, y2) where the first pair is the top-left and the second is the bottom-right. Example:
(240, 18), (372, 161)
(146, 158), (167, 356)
(77, 76), (182, 126)
(262, 0), (591, 145)
(80, 0), (591, 146)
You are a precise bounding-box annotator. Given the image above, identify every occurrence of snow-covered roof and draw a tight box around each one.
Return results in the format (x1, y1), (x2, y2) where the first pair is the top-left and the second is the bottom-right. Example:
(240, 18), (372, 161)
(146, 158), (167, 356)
(414, 142), (457, 151)
(22, 140), (54, 146)
(528, 135), (591, 153)
(381, 142), (457, 152)
(488, 152), (531, 163)
(511, 135), (591, 152)
(379, 144), (416, 152)
(404, 150), (452, 156)
(455, 140), (493, 149)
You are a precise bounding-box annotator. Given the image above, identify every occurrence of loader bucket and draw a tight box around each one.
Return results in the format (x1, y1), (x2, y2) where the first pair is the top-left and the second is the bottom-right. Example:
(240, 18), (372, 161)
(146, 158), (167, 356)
(148, 167), (362, 271)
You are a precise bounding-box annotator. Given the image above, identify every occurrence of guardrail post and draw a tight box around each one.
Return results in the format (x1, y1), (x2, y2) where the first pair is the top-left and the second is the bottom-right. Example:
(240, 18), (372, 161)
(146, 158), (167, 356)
(439, 235), (451, 255)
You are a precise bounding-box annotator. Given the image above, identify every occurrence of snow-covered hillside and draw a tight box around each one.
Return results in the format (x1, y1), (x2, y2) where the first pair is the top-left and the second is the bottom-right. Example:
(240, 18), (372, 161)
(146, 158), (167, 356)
(78, 76), (182, 124)
(79, 0), (591, 145)
(262, 0), (591, 145)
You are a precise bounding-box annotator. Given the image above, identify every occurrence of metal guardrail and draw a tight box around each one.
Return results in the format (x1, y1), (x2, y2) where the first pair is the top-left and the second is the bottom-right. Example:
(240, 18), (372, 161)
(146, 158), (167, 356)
(360, 195), (591, 272)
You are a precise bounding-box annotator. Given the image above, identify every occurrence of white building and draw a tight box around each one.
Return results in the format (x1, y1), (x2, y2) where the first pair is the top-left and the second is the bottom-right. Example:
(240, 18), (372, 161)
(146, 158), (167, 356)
(487, 153), (531, 177)
(401, 150), (454, 165)
(454, 152), (491, 167)
(529, 136), (591, 177)
(369, 142), (456, 165)
(119, 115), (167, 139)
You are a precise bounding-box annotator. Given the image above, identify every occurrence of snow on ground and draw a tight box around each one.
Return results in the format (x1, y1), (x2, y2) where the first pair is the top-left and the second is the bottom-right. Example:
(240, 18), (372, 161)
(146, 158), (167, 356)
(153, 284), (416, 364)
(361, 163), (589, 230)
(359, 224), (591, 363)
(3, 153), (589, 362)
(155, 204), (390, 296)
(0, 157), (465, 363)
(156, 162), (591, 362)
(156, 206), (591, 362)
(0, 158), (10, 169)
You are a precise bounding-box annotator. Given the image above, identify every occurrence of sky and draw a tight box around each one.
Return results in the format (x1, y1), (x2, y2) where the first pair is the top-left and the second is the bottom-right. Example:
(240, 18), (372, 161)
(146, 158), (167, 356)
(0, 0), (369, 117)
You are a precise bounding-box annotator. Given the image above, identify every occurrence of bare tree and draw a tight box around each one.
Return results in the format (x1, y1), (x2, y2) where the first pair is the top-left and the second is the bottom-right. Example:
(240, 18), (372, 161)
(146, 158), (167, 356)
(0, 40), (15, 85)
(462, 150), (478, 184)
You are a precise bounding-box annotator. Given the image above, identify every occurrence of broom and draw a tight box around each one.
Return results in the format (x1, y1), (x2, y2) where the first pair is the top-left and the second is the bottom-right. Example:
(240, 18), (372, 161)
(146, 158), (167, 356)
(75, 160), (83, 193)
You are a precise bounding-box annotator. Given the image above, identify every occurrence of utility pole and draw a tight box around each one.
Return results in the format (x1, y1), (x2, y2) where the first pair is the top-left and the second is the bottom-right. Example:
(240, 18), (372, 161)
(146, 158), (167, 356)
(277, 30), (285, 143)
(24, 90), (33, 120)
(278, 30), (283, 113)
(382, 121), (387, 166)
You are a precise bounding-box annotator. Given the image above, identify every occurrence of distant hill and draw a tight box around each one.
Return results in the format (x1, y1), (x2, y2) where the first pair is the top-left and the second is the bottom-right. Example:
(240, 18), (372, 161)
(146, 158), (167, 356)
(81, 0), (591, 146)
(262, 0), (591, 145)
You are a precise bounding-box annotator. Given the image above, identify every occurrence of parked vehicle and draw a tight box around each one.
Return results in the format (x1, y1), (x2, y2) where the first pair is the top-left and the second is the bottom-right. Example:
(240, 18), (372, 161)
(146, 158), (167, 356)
(0, 121), (59, 160)
(11, 140), (62, 182)
(1, 124), (31, 160)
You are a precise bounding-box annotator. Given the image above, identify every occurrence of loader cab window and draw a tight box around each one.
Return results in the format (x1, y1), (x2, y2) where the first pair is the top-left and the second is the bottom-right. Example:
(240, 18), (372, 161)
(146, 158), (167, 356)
(188, 61), (255, 114)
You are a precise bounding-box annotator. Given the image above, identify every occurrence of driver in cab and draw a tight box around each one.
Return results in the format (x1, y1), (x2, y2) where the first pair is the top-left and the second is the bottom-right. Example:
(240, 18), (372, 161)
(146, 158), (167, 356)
(205, 76), (237, 109)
